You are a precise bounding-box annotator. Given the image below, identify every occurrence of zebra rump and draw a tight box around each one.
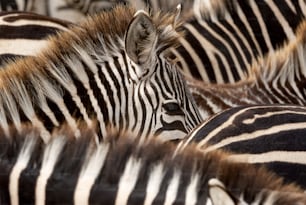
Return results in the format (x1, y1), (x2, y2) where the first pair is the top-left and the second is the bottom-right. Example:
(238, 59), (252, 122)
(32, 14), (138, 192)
(1, 123), (306, 204)
(182, 104), (306, 189)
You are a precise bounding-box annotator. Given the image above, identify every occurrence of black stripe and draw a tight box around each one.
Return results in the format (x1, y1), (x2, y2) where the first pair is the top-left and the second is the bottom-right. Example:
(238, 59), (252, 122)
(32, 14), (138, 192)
(237, 0), (269, 54)
(0, 25), (61, 39)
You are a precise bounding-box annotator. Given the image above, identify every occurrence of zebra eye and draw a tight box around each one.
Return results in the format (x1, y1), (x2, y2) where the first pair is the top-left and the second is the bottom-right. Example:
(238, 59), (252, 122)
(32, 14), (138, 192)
(163, 102), (183, 115)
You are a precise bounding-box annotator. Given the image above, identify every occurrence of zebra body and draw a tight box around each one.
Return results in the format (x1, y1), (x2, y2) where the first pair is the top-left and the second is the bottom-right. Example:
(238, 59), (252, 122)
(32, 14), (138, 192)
(0, 6), (202, 142)
(1, 123), (306, 204)
(187, 20), (306, 120)
(180, 104), (306, 189)
(170, 0), (306, 83)
(65, 0), (306, 83)
(0, 11), (71, 67)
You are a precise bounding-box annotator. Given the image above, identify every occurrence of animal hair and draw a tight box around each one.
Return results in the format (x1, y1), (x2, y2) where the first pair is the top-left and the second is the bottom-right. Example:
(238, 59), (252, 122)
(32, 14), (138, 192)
(0, 123), (306, 204)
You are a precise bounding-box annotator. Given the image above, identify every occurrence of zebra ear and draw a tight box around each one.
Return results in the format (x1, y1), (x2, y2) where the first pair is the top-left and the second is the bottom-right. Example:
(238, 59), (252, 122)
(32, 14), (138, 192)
(208, 178), (237, 205)
(125, 10), (157, 65)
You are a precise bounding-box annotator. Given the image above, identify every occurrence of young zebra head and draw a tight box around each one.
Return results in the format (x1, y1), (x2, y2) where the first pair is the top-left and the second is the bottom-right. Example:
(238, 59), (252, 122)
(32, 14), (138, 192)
(0, 5), (202, 142)
(1, 123), (306, 204)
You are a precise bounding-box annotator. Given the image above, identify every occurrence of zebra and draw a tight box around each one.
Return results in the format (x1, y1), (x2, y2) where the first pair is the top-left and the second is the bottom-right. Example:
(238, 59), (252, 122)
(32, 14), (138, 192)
(178, 104), (306, 189)
(185, 19), (306, 120)
(59, 0), (306, 84)
(0, 11), (71, 67)
(1, 122), (306, 204)
(0, 0), (124, 23)
(0, 5), (202, 143)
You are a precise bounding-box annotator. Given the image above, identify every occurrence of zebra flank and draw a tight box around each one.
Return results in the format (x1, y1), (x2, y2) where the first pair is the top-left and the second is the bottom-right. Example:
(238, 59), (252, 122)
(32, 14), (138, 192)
(0, 11), (71, 67)
(181, 104), (306, 189)
(188, 20), (306, 120)
(172, 0), (306, 83)
(0, 123), (306, 204)
(0, 5), (202, 142)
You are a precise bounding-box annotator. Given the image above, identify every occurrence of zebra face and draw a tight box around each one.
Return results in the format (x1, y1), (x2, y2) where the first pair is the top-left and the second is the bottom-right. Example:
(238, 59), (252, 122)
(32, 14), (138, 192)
(126, 11), (202, 140)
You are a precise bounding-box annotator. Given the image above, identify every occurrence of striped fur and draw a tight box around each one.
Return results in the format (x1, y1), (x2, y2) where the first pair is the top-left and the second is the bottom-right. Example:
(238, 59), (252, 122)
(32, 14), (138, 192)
(0, 11), (71, 67)
(0, 5), (202, 142)
(170, 0), (306, 83)
(83, 0), (306, 83)
(1, 123), (306, 204)
(188, 20), (306, 120)
(180, 104), (306, 189)
(3, 0), (305, 84)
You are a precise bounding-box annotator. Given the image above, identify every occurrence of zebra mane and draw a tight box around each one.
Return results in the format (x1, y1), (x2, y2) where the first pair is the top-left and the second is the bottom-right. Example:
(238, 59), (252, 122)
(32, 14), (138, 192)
(248, 20), (306, 84)
(0, 5), (181, 80)
(0, 5), (184, 141)
(1, 123), (305, 204)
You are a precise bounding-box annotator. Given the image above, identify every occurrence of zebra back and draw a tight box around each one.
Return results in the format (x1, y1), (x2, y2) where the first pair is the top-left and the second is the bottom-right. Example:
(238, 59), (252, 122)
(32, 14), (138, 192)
(181, 104), (306, 189)
(171, 0), (306, 83)
(1, 122), (306, 204)
(187, 20), (306, 120)
(0, 11), (71, 67)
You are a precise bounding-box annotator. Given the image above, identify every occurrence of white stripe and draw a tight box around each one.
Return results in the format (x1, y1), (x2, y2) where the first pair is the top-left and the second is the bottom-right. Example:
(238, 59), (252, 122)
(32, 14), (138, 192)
(204, 122), (306, 152)
(242, 109), (306, 124)
(9, 136), (36, 205)
(35, 136), (66, 205)
(164, 170), (180, 205)
(185, 174), (199, 205)
(74, 143), (109, 205)
(0, 39), (49, 56)
(115, 157), (142, 205)
(299, 0), (306, 16)
(227, 151), (306, 165)
(144, 163), (165, 205)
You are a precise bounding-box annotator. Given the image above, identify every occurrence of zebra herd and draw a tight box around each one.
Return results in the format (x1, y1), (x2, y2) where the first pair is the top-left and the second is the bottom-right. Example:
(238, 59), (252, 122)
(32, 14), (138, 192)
(1, 0), (306, 204)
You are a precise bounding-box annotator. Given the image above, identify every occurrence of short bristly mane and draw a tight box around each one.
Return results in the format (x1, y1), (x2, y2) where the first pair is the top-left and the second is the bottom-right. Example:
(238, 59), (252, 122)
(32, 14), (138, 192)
(248, 20), (306, 84)
(0, 5), (203, 143)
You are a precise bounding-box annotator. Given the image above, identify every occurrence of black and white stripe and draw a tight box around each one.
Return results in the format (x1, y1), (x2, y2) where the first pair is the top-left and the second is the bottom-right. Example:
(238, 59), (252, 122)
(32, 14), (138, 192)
(180, 104), (306, 189)
(0, 6), (202, 143)
(74, 0), (306, 83)
(171, 0), (306, 83)
(0, 11), (71, 67)
(1, 123), (306, 204)
(187, 20), (306, 120)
